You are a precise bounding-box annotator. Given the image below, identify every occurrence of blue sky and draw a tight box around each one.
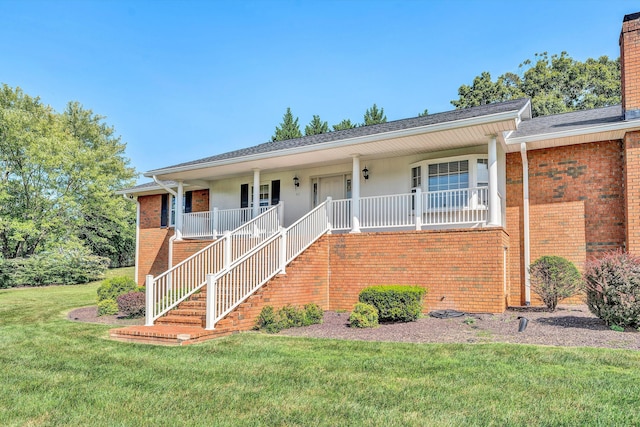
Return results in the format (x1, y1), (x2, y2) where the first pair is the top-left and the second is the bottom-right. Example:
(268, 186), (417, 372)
(1, 0), (635, 181)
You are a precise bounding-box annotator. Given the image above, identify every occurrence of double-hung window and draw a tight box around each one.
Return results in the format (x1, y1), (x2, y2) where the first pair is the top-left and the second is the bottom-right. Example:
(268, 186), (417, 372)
(428, 160), (469, 208)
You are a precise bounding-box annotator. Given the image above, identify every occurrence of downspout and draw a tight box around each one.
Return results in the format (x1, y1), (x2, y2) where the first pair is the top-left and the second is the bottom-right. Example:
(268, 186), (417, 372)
(122, 194), (140, 285)
(520, 143), (531, 306)
(153, 176), (179, 269)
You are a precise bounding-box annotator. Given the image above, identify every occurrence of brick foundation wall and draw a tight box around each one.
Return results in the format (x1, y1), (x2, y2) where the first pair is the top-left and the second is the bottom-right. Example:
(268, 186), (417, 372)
(327, 229), (509, 314)
(173, 239), (216, 265)
(506, 140), (625, 305)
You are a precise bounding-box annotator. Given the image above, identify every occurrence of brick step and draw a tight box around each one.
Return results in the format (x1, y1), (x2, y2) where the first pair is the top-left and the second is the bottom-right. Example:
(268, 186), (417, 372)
(109, 325), (233, 346)
(156, 314), (204, 327)
(171, 308), (206, 317)
(179, 300), (206, 309)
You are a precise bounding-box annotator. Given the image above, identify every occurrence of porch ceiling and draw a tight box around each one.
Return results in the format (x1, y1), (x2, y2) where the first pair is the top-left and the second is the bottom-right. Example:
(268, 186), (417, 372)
(150, 120), (516, 182)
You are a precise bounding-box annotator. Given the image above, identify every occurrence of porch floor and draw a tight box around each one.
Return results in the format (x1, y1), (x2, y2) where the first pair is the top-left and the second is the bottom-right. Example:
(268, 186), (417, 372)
(109, 325), (233, 345)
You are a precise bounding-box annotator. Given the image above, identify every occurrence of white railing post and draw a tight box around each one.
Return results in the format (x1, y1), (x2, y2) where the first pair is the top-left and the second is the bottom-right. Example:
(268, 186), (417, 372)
(279, 227), (287, 274)
(223, 231), (232, 269)
(145, 274), (154, 326)
(326, 196), (333, 232)
(212, 207), (219, 237)
(277, 201), (285, 228)
(205, 273), (216, 330)
(414, 188), (422, 230)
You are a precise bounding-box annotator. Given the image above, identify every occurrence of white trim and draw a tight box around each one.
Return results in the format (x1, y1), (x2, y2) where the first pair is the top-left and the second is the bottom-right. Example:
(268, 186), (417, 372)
(413, 154), (490, 192)
(144, 109), (526, 177)
(505, 120), (640, 145)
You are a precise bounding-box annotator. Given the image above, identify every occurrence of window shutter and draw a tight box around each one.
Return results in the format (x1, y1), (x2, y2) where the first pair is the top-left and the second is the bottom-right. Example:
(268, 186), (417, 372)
(271, 180), (280, 205)
(160, 194), (168, 227)
(240, 184), (249, 208)
(184, 191), (193, 213)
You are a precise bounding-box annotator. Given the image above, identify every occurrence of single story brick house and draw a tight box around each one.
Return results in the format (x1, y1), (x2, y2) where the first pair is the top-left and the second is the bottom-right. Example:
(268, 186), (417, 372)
(113, 12), (640, 344)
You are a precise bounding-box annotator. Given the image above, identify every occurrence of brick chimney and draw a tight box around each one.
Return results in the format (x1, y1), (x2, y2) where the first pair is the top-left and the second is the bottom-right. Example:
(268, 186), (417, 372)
(621, 12), (640, 120)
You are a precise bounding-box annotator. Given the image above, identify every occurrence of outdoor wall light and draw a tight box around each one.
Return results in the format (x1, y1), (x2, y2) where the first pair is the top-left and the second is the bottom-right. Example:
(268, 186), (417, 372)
(362, 166), (369, 180)
(293, 176), (300, 188)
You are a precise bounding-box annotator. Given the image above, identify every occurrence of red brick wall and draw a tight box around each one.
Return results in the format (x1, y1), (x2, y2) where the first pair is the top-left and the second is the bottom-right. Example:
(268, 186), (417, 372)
(138, 195), (173, 285)
(506, 141), (625, 305)
(327, 229), (509, 314)
(173, 239), (216, 265)
(191, 189), (209, 213)
(625, 131), (640, 254)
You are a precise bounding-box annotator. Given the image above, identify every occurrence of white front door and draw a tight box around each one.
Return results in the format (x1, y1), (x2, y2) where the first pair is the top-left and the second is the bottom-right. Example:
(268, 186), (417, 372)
(313, 174), (351, 206)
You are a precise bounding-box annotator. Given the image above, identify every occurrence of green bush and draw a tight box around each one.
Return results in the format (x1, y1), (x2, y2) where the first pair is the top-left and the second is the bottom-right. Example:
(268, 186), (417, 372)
(358, 285), (426, 322)
(584, 250), (640, 328)
(97, 299), (119, 316)
(0, 246), (109, 288)
(349, 302), (379, 328)
(256, 303), (324, 333)
(303, 303), (324, 326)
(116, 292), (146, 318)
(97, 276), (138, 303)
(530, 255), (582, 311)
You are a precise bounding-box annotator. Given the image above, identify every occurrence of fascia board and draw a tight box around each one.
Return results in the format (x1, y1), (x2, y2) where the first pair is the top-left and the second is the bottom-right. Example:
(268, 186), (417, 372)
(506, 120), (640, 145)
(144, 109), (523, 178)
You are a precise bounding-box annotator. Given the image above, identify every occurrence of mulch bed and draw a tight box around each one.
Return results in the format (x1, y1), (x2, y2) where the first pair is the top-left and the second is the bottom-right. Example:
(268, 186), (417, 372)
(279, 305), (640, 350)
(68, 304), (639, 350)
(68, 306), (144, 326)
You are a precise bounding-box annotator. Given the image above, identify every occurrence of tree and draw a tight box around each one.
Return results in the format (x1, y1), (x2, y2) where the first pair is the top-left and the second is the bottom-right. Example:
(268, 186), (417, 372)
(418, 109), (429, 117)
(304, 115), (329, 136)
(0, 84), (136, 265)
(363, 103), (387, 125)
(451, 52), (620, 117)
(272, 107), (302, 141)
(332, 119), (357, 131)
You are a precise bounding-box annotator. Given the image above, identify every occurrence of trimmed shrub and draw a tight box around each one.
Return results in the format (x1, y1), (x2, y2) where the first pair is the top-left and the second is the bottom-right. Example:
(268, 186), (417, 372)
(584, 250), (640, 328)
(349, 302), (379, 328)
(529, 255), (582, 311)
(97, 276), (138, 303)
(97, 299), (119, 316)
(117, 291), (146, 318)
(256, 303), (324, 333)
(303, 303), (324, 326)
(0, 247), (109, 288)
(358, 285), (426, 322)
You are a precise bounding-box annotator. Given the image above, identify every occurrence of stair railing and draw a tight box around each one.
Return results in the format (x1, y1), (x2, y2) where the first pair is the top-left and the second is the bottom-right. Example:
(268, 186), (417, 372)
(205, 198), (331, 330)
(145, 204), (281, 326)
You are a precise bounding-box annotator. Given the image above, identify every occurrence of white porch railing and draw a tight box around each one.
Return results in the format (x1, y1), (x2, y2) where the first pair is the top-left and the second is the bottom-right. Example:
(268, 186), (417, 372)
(205, 199), (330, 329)
(182, 206), (271, 239)
(145, 205), (280, 326)
(330, 187), (489, 231)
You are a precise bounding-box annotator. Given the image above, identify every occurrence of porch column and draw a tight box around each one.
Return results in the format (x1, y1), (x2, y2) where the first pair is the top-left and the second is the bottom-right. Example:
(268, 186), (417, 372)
(252, 169), (260, 218)
(176, 181), (184, 240)
(488, 136), (500, 226)
(351, 154), (361, 233)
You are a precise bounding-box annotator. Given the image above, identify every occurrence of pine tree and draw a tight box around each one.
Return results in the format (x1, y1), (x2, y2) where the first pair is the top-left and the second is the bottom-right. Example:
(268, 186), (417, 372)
(363, 103), (387, 125)
(332, 119), (357, 131)
(418, 109), (429, 117)
(304, 115), (329, 136)
(272, 107), (302, 141)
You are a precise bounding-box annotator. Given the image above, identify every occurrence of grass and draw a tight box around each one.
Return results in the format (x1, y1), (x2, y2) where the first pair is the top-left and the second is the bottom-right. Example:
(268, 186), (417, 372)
(1, 267), (639, 426)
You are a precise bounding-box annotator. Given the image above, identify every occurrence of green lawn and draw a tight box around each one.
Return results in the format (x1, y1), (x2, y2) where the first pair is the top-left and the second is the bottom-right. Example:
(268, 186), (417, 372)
(1, 267), (639, 426)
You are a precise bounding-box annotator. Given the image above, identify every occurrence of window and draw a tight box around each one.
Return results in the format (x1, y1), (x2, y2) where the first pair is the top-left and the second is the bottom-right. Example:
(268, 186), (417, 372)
(428, 160), (469, 192)
(161, 191), (192, 228)
(477, 159), (488, 187)
(411, 166), (421, 189)
(242, 180), (281, 208)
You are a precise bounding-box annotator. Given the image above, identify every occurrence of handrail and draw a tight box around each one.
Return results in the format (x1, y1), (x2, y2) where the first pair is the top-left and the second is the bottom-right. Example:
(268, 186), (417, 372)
(145, 204), (280, 326)
(205, 199), (331, 329)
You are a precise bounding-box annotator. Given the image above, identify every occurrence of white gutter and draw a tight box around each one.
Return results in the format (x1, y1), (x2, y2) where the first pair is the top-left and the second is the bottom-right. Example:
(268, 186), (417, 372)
(152, 175), (178, 197)
(520, 143), (531, 306)
(144, 108), (526, 177)
(122, 194), (140, 285)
